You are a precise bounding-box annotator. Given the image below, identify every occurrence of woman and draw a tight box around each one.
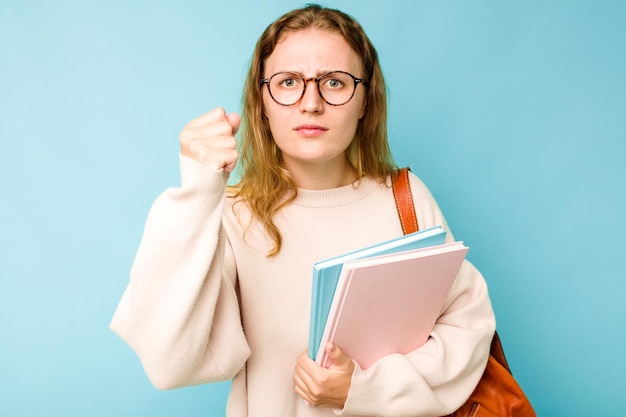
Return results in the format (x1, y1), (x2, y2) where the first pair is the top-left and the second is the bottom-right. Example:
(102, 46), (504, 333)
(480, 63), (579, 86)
(111, 4), (495, 416)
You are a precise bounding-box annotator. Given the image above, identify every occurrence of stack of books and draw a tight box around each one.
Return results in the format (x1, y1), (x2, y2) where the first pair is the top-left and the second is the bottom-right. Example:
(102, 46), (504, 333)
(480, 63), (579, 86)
(308, 226), (468, 369)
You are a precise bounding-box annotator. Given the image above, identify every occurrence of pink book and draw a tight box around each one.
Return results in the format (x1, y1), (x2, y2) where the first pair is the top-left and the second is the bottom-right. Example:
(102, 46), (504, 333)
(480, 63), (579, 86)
(316, 242), (468, 369)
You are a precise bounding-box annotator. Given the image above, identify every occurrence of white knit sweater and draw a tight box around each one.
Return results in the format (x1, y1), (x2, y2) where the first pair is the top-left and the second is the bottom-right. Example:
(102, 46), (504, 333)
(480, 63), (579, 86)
(111, 155), (495, 417)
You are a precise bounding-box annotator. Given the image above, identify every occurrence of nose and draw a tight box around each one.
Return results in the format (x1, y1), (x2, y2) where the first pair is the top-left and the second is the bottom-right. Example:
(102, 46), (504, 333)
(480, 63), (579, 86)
(299, 79), (324, 113)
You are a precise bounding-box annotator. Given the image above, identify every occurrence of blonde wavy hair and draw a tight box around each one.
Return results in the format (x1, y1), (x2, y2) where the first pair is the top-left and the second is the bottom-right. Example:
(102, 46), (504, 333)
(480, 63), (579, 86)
(232, 4), (397, 256)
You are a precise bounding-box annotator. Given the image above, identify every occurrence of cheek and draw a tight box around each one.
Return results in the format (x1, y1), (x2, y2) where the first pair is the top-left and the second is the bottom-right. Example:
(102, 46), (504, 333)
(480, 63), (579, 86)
(262, 105), (290, 146)
(347, 101), (366, 129)
(262, 93), (284, 126)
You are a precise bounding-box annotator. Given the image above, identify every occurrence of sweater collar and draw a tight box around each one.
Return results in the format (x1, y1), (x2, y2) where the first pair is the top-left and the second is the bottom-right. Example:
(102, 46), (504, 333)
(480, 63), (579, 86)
(291, 176), (382, 208)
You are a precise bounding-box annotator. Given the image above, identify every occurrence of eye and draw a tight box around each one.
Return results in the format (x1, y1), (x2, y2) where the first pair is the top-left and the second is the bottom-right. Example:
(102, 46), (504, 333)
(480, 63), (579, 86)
(274, 73), (303, 89)
(324, 77), (345, 89)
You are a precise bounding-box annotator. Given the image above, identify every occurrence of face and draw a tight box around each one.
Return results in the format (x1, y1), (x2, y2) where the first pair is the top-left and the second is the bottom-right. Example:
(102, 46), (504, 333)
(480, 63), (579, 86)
(262, 28), (366, 172)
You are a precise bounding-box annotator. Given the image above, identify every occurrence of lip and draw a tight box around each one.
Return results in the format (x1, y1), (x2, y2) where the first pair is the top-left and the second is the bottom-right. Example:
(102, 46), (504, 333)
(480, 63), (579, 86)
(294, 124), (329, 138)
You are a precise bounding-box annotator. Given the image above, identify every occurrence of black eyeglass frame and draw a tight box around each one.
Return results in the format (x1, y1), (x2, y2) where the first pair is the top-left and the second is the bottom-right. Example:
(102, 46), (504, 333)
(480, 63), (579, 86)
(260, 70), (368, 107)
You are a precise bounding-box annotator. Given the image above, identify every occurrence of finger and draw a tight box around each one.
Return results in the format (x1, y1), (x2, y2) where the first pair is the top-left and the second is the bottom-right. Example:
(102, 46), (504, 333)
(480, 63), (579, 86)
(185, 141), (239, 172)
(294, 372), (326, 407)
(294, 352), (317, 386)
(184, 107), (228, 129)
(223, 151), (239, 173)
(183, 133), (237, 151)
(294, 382), (314, 406)
(181, 134), (237, 162)
(180, 129), (237, 148)
(293, 371), (313, 400)
(180, 120), (237, 146)
(294, 352), (321, 394)
(209, 148), (240, 172)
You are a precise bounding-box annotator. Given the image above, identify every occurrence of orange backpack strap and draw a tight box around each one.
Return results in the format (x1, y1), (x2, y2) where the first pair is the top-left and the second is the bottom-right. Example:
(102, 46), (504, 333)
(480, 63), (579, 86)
(392, 167), (419, 234)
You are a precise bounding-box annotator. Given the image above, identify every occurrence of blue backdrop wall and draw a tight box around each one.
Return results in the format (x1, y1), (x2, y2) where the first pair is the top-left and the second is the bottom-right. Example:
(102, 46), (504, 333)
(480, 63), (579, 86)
(1, 1), (625, 415)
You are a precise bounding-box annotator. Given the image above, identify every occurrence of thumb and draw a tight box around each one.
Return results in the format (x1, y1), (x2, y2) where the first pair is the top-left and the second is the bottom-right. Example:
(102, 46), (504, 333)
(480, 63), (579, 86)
(326, 342), (351, 368)
(226, 112), (241, 134)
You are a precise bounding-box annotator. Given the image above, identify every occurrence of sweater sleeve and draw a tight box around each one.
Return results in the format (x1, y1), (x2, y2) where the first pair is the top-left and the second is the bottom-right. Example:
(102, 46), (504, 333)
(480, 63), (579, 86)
(338, 174), (496, 417)
(110, 155), (250, 390)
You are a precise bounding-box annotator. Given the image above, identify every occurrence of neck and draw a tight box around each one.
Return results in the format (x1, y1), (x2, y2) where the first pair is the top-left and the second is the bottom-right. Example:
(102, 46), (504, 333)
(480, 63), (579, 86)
(286, 159), (358, 190)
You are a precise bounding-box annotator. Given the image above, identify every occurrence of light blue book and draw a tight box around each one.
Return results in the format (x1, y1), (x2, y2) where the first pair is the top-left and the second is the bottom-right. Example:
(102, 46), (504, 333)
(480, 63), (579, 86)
(308, 225), (447, 359)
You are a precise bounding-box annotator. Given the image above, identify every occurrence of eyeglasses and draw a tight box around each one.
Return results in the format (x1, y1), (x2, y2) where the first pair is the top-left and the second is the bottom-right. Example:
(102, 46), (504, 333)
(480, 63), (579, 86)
(261, 71), (368, 106)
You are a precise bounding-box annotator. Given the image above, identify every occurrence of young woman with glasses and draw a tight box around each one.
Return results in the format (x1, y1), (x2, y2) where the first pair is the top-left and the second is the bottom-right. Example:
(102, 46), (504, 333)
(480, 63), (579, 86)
(111, 4), (495, 416)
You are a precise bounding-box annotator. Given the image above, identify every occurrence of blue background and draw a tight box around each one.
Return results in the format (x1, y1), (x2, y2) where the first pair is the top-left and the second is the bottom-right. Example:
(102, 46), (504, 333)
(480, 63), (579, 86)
(2, 1), (625, 415)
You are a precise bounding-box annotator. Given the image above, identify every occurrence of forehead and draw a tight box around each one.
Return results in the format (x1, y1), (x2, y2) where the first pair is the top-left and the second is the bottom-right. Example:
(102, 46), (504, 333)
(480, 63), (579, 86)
(264, 28), (362, 76)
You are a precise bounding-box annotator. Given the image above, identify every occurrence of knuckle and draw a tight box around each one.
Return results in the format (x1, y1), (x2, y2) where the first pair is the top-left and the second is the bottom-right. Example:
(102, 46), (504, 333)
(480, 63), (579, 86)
(179, 129), (192, 145)
(309, 385), (324, 400)
(228, 149), (239, 160)
(214, 107), (227, 118)
(216, 120), (236, 135)
(225, 136), (238, 149)
(309, 398), (322, 407)
(186, 139), (204, 153)
(193, 148), (212, 164)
